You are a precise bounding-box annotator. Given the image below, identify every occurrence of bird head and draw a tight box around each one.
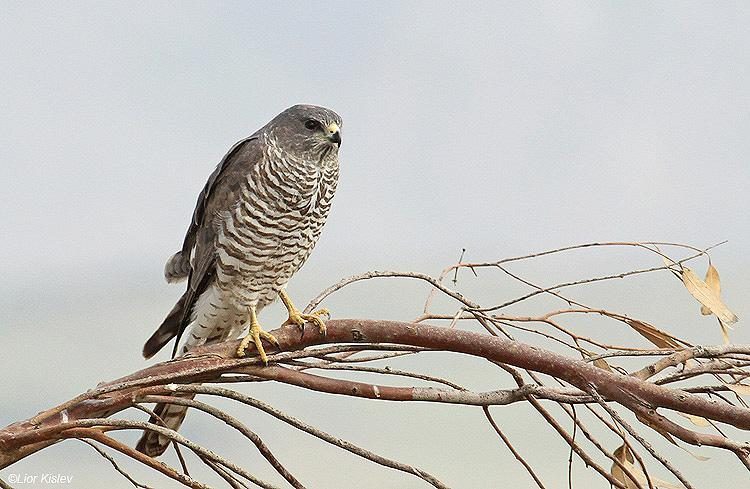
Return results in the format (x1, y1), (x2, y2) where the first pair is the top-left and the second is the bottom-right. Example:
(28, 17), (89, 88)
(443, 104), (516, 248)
(265, 104), (342, 163)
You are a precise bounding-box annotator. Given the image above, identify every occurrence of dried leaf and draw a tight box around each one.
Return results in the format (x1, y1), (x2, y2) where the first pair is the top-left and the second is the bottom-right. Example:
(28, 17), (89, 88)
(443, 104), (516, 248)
(720, 320), (731, 345)
(678, 412), (710, 427)
(681, 267), (738, 327)
(727, 383), (750, 396)
(654, 479), (685, 488)
(611, 444), (685, 488)
(582, 350), (614, 372)
(636, 412), (677, 445)
(593, 357), (613, 372)
(611, 444), (638, 489)
(614, 443), (635, 463)
(626, 319), (681, 349)
(700, 265), (720, 315)
(680, 445), (710, 461)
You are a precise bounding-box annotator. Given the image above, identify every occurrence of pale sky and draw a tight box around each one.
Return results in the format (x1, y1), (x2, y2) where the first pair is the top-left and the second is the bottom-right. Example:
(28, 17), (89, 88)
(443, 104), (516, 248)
(1, 2), (749, 488)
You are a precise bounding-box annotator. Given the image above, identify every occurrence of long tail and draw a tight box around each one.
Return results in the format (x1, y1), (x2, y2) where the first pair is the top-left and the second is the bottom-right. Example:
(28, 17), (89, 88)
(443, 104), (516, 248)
(135, 395), (195, 457)
(143, 293), (187, 359)
(136, 252), (196, 457)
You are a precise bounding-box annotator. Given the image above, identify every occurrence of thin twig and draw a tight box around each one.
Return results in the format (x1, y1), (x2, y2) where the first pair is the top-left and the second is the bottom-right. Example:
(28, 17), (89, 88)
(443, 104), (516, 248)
(483, 407), (547, 489)
(586, 389), (694, 489)
(149, 384), (449, 489)
(200, 458), (249, 489)
(140, 395), (304, 489)
(130, 403), (191, 476)
(80, 438), (155, 489)
(59, 421), (279, 489)
(60, 428), (213, 489)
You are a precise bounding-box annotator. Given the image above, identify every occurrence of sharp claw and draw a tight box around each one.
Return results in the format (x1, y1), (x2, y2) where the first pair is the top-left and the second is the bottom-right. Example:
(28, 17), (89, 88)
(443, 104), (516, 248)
(236, 320), (277, 365)
(261, 331), (280, 346)
(310, 315), (327, 335)
(283, 309), (329, 334)
(278, 291), (329, 336)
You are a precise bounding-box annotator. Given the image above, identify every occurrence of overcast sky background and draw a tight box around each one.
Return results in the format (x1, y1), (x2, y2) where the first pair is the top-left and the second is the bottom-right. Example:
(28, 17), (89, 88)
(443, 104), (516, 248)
(1, 2), (749, 488)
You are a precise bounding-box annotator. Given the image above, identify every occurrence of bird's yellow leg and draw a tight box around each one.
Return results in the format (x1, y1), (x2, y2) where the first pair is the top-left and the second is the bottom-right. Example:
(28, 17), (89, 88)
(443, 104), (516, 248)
(279, 289), (328, 335)
(236, 306), (279, 363)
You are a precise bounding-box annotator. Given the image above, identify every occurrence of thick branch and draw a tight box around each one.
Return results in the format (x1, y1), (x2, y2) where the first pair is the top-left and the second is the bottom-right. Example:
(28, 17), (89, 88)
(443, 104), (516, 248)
(2, 319), (749, 471)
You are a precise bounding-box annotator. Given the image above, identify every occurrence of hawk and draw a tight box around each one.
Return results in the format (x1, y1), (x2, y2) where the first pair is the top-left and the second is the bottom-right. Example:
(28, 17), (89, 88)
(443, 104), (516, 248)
(136, 104), (342, 456)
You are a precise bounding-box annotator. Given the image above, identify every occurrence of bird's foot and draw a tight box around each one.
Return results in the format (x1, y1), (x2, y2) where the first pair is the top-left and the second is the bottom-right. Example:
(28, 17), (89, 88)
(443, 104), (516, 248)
(284, 308), (329, 335)
(279, 289), (329, 335)
(236, 308), (279, 364)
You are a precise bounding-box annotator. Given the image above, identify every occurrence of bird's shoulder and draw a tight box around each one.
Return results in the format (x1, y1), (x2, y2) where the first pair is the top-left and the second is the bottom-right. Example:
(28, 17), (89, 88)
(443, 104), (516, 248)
(181, 134), (265, 255)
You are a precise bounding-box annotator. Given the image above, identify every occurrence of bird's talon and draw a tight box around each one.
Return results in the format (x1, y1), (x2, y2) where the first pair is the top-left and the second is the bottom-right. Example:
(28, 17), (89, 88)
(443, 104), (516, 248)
(279, 290), (329, 336)
(260, 330), (280, 346)
(285, 310), (327, 335)
(310, 314), (327, 335)
(236, 308), (276, 364)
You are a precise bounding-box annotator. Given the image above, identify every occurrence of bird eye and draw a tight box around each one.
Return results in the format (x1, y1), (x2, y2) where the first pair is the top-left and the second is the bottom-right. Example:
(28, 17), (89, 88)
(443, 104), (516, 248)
(304, 119), (319, 130)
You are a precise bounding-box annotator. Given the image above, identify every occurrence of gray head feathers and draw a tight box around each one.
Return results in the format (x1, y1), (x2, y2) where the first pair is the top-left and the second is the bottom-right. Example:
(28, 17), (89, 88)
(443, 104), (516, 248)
(262, 104), (343, 161)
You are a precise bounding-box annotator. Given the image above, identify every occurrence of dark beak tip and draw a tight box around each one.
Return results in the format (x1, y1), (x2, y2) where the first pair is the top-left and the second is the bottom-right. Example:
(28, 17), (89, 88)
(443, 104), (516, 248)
(330, 132), (342, 145)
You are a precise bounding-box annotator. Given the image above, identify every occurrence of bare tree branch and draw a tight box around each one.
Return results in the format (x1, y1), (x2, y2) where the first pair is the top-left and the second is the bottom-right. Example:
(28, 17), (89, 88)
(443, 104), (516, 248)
(2, 242), (746, 488)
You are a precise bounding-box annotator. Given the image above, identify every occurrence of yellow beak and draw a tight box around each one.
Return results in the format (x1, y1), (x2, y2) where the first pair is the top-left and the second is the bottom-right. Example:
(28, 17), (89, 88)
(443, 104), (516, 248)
(326, 122), (341, 145)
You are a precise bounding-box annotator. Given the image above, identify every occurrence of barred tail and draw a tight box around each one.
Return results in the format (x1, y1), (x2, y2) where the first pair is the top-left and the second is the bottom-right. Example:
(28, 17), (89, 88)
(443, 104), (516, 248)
(135, 394), (194, 457)
(164, 251), (190, 283)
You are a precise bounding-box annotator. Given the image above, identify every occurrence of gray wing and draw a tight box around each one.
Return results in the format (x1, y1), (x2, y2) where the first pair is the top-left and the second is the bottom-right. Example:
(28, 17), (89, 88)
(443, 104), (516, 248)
(164, 135), (260, 282)
(143, 134), (266, 358)
(171, 135), (267, 356)
(183, 136), (259, 257)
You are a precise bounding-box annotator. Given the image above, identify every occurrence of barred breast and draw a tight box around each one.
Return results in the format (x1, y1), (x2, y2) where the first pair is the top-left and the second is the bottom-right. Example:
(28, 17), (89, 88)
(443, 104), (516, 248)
(224, 144), (334, 300)
(181, 159), (337, 352)
(181, 142), (337, 354)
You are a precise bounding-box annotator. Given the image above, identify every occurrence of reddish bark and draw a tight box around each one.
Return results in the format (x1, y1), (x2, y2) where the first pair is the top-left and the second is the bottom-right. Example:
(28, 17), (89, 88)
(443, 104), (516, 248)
(2, 318), (749, 469)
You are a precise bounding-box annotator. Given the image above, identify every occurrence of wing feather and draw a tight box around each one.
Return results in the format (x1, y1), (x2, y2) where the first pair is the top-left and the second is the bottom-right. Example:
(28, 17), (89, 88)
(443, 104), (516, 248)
(168, 135), (265, 357)
(180, 135), (259, 257)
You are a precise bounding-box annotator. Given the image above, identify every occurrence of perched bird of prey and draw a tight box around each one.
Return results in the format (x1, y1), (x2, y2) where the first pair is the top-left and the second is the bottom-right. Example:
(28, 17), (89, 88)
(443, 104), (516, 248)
(136, 104), (342, 457)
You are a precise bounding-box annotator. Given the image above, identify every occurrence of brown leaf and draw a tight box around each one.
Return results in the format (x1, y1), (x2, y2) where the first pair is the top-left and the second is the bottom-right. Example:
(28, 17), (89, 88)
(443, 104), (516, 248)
(636, 412), (677, 445)
(700, 265), (720, 315)
(680, 445), (710, 461)
(681, 267), (738, 327)
(720, 320), (731, 345)
(614, 443), (635, 463)
(727, 383), (750, 396)
(611, 444), (638, 489)
(678, 412), (710, 427)
(611, 443), (685, 488)
(626, 319), (681, 349)
(593, 357), (613, 372)
(582, 350), (613, 372)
